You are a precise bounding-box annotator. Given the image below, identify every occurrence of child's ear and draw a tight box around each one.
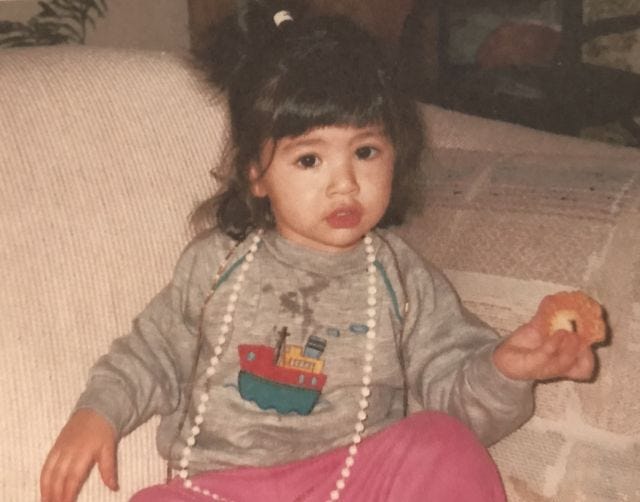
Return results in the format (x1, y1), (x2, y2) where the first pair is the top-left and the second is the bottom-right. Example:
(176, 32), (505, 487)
(248, 163), (267, 198)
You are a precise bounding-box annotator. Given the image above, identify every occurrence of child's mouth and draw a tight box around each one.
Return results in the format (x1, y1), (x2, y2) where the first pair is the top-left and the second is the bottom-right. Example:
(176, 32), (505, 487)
(326, 207), (362, 229)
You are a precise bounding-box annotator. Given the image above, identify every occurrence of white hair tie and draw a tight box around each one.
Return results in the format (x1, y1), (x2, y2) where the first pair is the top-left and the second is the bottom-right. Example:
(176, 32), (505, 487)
(273, 10), (294, 27)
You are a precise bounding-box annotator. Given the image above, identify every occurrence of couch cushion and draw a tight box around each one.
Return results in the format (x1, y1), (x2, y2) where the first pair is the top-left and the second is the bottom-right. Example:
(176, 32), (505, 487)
(1, 45), (639, 501)
(0, 46), (228, 500)
(396, 148), (640, 501)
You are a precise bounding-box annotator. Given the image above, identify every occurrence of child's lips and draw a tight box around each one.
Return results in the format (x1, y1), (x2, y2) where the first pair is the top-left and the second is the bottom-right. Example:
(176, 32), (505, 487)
(326, 207), (362, 228)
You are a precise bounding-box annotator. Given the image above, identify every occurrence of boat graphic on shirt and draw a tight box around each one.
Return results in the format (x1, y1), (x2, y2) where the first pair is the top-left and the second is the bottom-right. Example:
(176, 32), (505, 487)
(237, 327), (327, 415)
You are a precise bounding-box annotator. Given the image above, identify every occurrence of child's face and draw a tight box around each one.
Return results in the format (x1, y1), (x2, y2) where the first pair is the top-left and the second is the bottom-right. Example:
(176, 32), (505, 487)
(250, 124), (394, 253)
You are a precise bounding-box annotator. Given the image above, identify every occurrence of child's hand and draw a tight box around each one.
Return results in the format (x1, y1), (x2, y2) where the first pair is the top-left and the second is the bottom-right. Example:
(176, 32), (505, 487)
(40, 409), (118, 502)
(493, 323), (596, 381)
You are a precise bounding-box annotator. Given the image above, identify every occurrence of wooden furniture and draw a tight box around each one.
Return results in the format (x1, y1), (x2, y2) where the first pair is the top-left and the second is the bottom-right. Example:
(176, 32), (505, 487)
(433, 0), (640, 143)
(188, 0), (416, 56)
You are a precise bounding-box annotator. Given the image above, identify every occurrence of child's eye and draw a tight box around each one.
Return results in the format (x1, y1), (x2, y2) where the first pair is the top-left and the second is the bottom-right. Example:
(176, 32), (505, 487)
(296, 154), (320, 169)
(355, 146), (378, 160)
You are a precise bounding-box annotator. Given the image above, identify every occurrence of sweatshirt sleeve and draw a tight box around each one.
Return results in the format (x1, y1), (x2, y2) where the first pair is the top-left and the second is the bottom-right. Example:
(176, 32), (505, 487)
(402, 259), (534, 446)
(74, 232), (225, 437)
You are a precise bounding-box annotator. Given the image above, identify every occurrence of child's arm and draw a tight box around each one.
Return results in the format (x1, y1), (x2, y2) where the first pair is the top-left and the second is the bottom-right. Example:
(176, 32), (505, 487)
(404, 265), (599, 443)
(40, 409), (118, 502)
(400, 262), (536, 445)
(40, 232), (233, 501)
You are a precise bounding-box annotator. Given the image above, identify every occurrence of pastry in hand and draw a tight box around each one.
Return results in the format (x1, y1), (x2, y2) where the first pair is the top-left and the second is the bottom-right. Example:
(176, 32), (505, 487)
(532, 291), (606, 344)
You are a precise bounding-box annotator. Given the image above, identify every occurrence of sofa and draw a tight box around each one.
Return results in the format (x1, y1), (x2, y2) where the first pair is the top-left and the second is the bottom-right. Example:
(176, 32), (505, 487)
(1, 46), (639, 502)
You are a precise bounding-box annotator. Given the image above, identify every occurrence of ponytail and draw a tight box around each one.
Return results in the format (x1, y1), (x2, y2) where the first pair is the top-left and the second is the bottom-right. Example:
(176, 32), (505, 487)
(195, 0), (299, 91)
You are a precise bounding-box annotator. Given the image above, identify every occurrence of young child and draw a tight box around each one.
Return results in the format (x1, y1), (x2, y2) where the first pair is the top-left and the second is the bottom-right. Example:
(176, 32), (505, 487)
(40, 2), (598, 502)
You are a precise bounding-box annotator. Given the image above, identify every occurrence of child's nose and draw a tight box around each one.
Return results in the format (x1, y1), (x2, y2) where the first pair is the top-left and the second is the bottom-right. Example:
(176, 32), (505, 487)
(328, 162), (358, 195)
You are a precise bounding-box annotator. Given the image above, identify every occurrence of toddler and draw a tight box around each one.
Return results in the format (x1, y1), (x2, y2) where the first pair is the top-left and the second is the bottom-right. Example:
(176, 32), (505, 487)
(41, 2), (597, 501)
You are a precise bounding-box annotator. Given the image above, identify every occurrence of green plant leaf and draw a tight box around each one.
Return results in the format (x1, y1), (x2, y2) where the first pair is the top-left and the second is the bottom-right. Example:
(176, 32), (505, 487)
(1, 38), (35, 48)
(1, 0), (108, 46)
(37, 2), (62, 18)
(86, 0), (107, 15)
(51, 0), (86, 19)
(34, 20), (82, 42)
(0, 21), (27, 34)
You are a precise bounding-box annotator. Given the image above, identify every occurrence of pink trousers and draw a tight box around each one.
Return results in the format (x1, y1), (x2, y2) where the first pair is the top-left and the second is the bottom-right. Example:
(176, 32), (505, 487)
(130, 412), (506, 502)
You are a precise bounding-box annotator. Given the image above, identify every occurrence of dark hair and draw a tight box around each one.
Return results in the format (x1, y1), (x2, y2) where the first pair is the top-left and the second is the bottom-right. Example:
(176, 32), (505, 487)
(191, 0), (425, 240)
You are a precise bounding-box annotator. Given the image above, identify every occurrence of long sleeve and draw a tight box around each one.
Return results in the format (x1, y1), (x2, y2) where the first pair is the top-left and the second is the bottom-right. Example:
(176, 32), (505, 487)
(397, 246), (534, 445)
(74, 232), (231, 437)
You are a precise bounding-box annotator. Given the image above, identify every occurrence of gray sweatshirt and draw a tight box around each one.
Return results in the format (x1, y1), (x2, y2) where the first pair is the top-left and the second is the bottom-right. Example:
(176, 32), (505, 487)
(76, 229), (533, 473)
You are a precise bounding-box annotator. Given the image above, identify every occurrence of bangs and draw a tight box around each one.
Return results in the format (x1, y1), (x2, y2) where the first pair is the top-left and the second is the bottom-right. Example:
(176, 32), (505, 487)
(266, 73), (390, 140)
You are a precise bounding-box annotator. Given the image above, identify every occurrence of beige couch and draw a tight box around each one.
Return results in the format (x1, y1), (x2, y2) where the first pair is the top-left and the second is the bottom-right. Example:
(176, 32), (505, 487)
(1, 46), (639, 502)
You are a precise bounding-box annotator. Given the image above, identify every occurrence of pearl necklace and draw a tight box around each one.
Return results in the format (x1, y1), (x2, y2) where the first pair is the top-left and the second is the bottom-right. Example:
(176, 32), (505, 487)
(178, 231), (378, 502)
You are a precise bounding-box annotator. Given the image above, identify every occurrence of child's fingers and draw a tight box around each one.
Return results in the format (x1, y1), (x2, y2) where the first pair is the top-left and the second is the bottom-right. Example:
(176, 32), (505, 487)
(564, 348), (596, 381)
(40, 448), (59, 502)
(494, 326), (555, 379)
(496, 324), (597, 381)
(41, 451), (75, 502)
(41, 451), (74, 502)
(46, 458), (65, 502)
(41, 410), (116, 501)
(42, 444), (97, 502)
(61, 459), (93, 502)
(506, 323), (545, 350)
(542, 331), (596, 380)
(550, 330), (581, 358)
(97, 440), (119, 491)
(520, 331), (579, 380)
(539, 329), (566, 355)
(61, 453), (94, 502)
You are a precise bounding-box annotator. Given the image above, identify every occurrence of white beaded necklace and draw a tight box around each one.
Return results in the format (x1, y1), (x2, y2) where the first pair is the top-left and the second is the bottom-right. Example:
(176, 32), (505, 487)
(177, 230), (379, 502)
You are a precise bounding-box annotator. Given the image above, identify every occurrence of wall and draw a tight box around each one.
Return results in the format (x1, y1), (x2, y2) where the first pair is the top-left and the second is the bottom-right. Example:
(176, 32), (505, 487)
(0, 0), (190, 52)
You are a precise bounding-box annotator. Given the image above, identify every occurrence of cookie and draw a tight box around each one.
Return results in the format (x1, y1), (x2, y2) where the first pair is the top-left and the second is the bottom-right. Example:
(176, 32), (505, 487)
(532, 291), (605, 344)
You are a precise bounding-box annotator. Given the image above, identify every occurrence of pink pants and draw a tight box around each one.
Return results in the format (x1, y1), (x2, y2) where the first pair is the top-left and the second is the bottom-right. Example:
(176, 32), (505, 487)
(131, 412), (506, 502)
